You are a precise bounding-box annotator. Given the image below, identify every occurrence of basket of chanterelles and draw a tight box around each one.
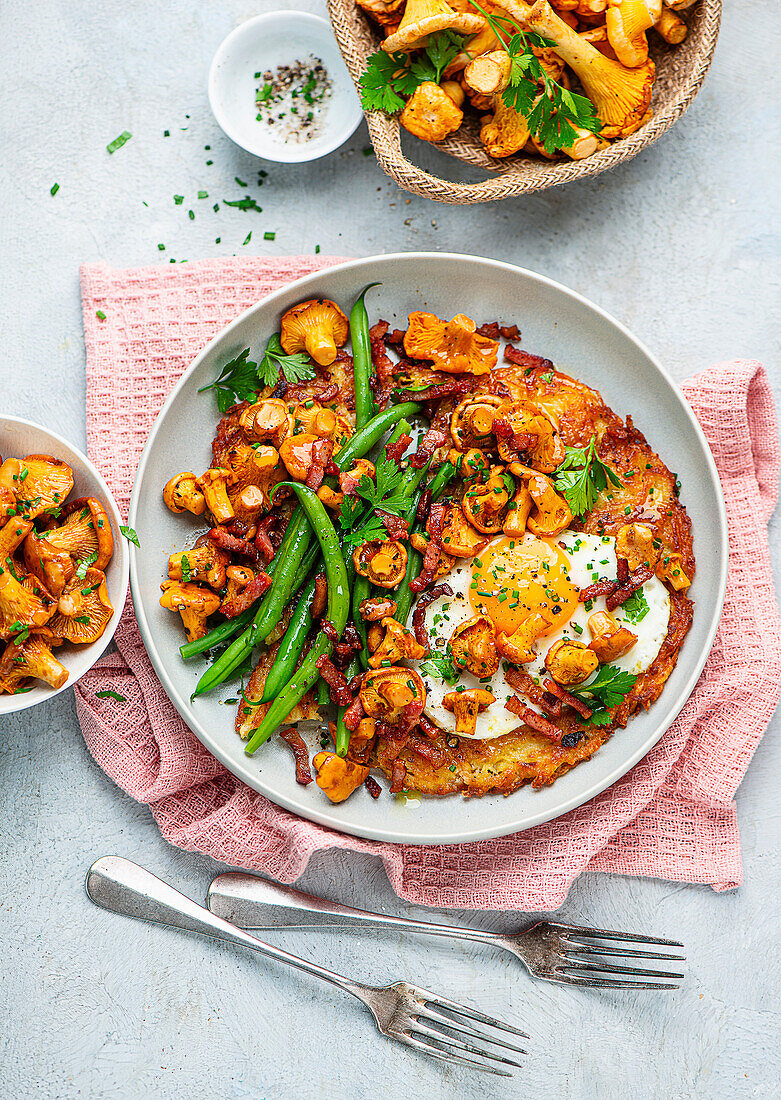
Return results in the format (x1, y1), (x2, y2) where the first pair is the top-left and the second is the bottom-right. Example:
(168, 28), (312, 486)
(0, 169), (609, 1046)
(328, 0), (720, 203)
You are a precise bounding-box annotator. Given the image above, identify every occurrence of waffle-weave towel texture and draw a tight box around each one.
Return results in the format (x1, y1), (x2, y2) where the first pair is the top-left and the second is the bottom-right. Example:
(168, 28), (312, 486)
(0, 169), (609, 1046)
(75, 256), (781, 910)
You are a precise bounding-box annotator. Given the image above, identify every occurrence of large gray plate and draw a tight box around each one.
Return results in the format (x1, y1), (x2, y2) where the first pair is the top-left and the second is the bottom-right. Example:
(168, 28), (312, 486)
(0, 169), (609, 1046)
(128, 254), (727, 845)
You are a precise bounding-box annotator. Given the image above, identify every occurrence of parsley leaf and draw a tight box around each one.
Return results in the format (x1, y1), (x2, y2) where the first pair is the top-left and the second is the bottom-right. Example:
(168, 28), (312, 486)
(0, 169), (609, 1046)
(257, 333), (315, 387)
(621, 590), (650, 624)
(96, 690), (127, 702)
(223, 196), (263, 213)
(75, 551), (99, 580)
(420, 649), (460, 686)
(467, 2), (602, 154)
(570, 664), (638, 723)
(553, 436), (622, 517)
(358, 33), (466, 113)
(198, 348), (260, 413)
(180, 554), (192, 583)
(358, 52), (407, 113)
(338, 448), (413, 547)
(342, 513), (389, 548)
(119, 526), (140, 548)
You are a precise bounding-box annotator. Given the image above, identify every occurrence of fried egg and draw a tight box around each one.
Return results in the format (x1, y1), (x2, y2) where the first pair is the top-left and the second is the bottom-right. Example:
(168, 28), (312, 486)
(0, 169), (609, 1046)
(415, 531), (671, 740)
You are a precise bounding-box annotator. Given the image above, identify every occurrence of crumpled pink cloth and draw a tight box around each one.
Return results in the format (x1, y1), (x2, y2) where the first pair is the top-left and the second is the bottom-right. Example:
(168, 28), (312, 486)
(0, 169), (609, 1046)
(75, 256), (781, 910)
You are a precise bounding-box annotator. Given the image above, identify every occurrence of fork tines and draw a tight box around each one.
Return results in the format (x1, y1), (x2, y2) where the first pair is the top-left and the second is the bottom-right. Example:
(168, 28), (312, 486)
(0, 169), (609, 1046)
(403, 989), (529, 1077)
(555, 925), (686, 989)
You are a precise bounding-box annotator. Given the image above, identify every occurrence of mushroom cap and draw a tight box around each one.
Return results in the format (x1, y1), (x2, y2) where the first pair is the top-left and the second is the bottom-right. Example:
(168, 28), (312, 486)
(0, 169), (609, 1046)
(442, 687), (496, 735)
(450, 394), (503, 452)
(353, 540), (408, 588)
(48, 568), (114, 645)
(0, 632), (69, 692)
(312, 751), (370, 803)
(605, 0), (654, 67)
(44, 497), (115, 570)
(462, 469), (512, 534)
(368, 616), (426, 668)
(400, 82), (464, 143)
(436, 503), (488, 558)
(159, 580), (222, 616)
(0, 568), (56, 639)
(383, 3), (484, 54)
(404, 311), (498, 376)
(544, 638), (599, 686)
(359, 666), (426, 721)
(0, 455), (74, 520)
(163, 472), (206, 516)
(280, 299), (348, 367)
(449, 614), (500, 677)
(496, 400), (564, 472)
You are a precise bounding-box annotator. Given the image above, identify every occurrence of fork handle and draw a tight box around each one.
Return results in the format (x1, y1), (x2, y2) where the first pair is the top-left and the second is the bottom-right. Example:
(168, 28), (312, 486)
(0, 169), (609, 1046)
(86, 857), (364, 998)
(208, 872), (503, 947)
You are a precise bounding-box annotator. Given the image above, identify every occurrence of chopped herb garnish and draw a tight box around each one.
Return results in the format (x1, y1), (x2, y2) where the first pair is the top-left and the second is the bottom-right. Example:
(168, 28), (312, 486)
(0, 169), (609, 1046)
(224, 196), (263, 213)
(50, 183), (59, 196)
(119, 526), (140, 548)
(106, 131), (132, 154)
(554, 436), (623, 517)
(96, 310), (106, 321)
(621, 589), (650, 623)
(158, 243), (166, 251)
(96, 690), (127, 702)
(242, 231), (252, 246)
(75, 551), (99, 580)
(198, 190), (208, 199)
(264, 231), (276, 241)
(174, 195), (184, 205)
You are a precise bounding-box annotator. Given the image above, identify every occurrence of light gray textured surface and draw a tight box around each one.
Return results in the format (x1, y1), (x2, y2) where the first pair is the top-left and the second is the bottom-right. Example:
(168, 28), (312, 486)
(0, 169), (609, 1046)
(0, 1), (779, 1097)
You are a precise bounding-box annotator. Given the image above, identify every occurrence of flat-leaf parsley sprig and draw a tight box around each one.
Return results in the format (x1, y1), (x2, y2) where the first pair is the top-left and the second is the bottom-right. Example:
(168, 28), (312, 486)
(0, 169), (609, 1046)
(553, 435), (623, 517)
(338, 451), (412, 548)
(466, 0), (601, 154)
(198, 336), (315, 412)
(359, 31), (467, 113)
(569, 664), (638, 727)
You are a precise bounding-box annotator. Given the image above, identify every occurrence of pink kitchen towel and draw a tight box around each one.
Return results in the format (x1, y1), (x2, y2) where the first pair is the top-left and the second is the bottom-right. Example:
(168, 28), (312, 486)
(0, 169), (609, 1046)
(74, 255), (781, 910)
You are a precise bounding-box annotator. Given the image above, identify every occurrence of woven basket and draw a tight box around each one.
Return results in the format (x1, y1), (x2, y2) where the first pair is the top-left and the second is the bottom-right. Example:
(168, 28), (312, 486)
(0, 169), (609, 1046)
(328, 0), (721, 204)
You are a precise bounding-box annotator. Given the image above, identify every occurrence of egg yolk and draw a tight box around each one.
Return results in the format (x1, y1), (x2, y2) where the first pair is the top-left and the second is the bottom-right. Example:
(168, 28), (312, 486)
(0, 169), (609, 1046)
(469, 536), (579, 637)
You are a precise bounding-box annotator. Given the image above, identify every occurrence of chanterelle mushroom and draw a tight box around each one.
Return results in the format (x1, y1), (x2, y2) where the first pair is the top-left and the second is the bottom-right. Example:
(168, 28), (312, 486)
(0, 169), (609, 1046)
(404, 312), (499, 376)
(450, 394), (503, 452)
(527, 0), (654, 138)
(356, 0), (405, 28)
(359, 667), (427, 725)
(400, 82), (464, 142)
(587, 611), (638, 662)
(48, 568), (114, 645)
(280, 299), (349, 367)
(462, 468), (512, 534)
(443, 687), (495, 737)
(449, 614), (500, 677)
(369, 617), (426, 669)
(24, 498), (114, 583)
(167, 542), (228, 589)
(616, 523), (660, 571)
(496, 400), (565, 473)
(495, 612), (549, 664)
(382, 0), (484, 54)
(162, 473), (206, 516)
(0, 633), (69, 693)
(196, 468), (235, 524)
(0, 565), (56, 640)
(160, 581), (221, 642)
(312, 752), (370, 803)
(544, 638), (599, 686)
(353, 540), (408, 589)
(605, 0), (660, 68)
(657, 552), (690, 591)
(469, 53), (531, 159)
(509, 464), (573, 538)
(239, 399), (291, 448)
(0, 455), (74, 520)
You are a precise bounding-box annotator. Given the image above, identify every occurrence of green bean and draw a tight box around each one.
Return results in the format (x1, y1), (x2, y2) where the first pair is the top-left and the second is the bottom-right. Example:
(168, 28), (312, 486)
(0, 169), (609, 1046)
(335, 656), (359, 757)
(352, 574), (370, 669)
(349, 283), (380, 431)
(245, 486), (350, 755)
(179, 605), (255, 661)
(316, 677), (330, 706)
(192, 510), (312, 697)
(393, 462), (457, 626)
(333, 402), (421, 471)
(259, 573), (316, 702)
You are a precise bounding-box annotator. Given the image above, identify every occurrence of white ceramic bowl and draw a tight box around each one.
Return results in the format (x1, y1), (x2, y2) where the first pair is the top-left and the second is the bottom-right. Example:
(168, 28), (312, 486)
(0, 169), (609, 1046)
(129, 254), (728, 845)
(0, 417), (129, 714)
(208, 12), (363, 164)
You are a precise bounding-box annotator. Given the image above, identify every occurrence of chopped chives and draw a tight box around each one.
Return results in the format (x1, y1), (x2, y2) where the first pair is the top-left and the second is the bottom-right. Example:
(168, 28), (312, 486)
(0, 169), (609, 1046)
(157, 243), (165, 251)
(188, 210), (194, 220)
(235, 177), (248, 187)
(106, 130), (132, 154)
(242, 231), (252, 246)
(174, 195), (183, 204)
(50, 182), (59, 196)
(96, 310), (106, 321)
(264, 231), (276, 240)
(198, 190), (208, 199)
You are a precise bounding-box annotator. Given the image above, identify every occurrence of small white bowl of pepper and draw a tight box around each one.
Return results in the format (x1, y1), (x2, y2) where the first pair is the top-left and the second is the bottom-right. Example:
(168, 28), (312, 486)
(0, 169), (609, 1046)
(209, 11), (364, 164)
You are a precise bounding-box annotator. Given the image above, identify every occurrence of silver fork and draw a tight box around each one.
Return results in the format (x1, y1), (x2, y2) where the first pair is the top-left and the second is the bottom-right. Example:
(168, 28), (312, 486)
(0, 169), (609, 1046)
(208, 872), (686, 991)
(86, 857), (528, 1077)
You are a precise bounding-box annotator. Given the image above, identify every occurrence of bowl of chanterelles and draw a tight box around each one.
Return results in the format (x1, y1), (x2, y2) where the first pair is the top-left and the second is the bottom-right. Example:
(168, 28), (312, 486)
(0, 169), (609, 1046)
(328, 0), (720, 202)
(0, 417), (129, 713)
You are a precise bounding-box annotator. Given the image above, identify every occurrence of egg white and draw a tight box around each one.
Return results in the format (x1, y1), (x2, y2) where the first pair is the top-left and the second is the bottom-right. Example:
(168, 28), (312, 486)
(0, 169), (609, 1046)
(413, 531), (671, 740)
